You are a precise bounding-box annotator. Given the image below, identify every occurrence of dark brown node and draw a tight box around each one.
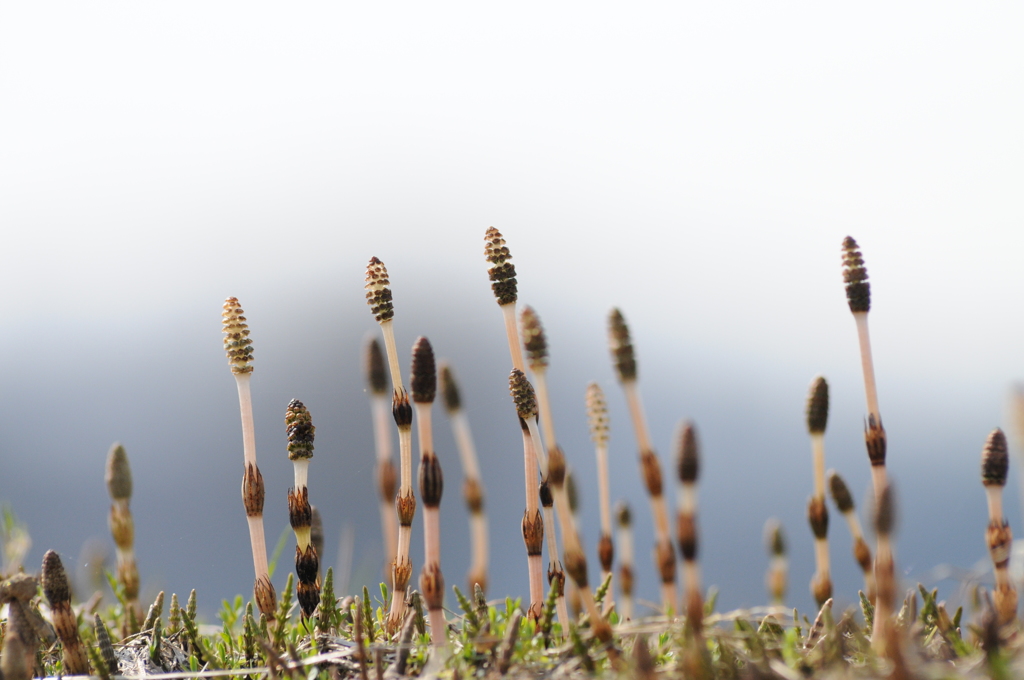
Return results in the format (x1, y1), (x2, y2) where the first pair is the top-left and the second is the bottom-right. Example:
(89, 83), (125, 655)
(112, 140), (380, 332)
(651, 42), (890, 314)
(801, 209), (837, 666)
(982, 428), (1009, 487)
(656, 539), (677, 584)
(564, 547), (589, 589)
(685, 587), (704, 635)
(827, 470), (854, 513)
(285, 399), (315, 460)
(864, 415), (886, 466)
(254, 575), (277, 620)
(677, 513), (698, 561)
(566, 471), (579, 513)
(439, 363), (461, 413)
(396, 489), (416, 526)
(598, 533), (614, 573)
(616, 501), (632, 527)
(364, 257), (395, 322)
(987, 519), (1013, 569)
(807, 496), (829, 540)
(420, 563), (445, 611)
(811, 574), (832, 607)
(467, 568), (487, 596)
(538, 479), (553, 508)
(378, 459), (397, 501)
(419, 454), (443, 508)
(296, 544), (320, 584)
(296, 581), (321, 619)
(463, 477), (484, 513)
(874, 483), (895, 537)
(806, 377), (829, 434)
(242, 463), (265, 517)
(619, 564), (634, 596)
(393, 557), (412, 593)
(519, 306), (548, 369)
(765, 519), (786, 556)
(410, 337), (437, 403)
(607, 308), (637, 382)
(853, 536), (872, 573)
(288, 486), (312, 530)
(640, 449), (663, 497)
(366, 338), (388, 395)
(392, 389), (413, 428)
(677, 423), (699, 484)
(522, 509), (544, 556)
(547, 446), (567, 487)
(841, 236), (871, 313)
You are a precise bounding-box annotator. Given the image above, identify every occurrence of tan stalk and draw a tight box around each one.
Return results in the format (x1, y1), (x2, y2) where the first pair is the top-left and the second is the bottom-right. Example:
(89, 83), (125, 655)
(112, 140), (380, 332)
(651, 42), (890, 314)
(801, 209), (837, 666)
(485, 227), (526, 372)
(805, 377), (832, 606)
(675, 422), (703, 634)
(763, 519), (787, 605)
(41, 551), (89, 675)
(509, 368), (546, 620)
(364, 258), (416, 630)
(608, 308), (676, 610)
(841, 238), (888, 496)
(105, 442), (142, 619)
(870, 483), (897, 655)
(586, 383), (615, 596)
(411, 337), (448, 646)
(615, 502), (635, 620)
(981, 428), (1016, 625)
(439, 362), (489, 594)
(286, 399), (320, 619)
(827, 470), (874, 600)
(223, 299), (276, 619)
(366, 339), (398, 585)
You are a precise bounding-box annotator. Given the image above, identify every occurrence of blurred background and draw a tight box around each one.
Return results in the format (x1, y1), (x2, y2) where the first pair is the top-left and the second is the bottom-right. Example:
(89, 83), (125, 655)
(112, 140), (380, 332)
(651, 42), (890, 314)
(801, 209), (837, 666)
(1, 2), (1023, 621)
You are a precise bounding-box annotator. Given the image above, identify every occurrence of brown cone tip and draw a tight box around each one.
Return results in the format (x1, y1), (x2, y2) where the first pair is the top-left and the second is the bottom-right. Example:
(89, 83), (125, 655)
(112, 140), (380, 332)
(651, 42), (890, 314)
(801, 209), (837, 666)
(585, 382), (609, 446)
(982, 428), (1009, 487)
(410, 337), (437, 403)
(41, 550), (71, 606)
(484, 227), (518, 305)
(106, 442), (133, 501)
(366, 338), (388, 395)
(222, 297), (254, 374)
(874, 483), (895, 537)
(676, 422), (699, 484)
(842, 236), (871, 313)
(509, 368), (538, 420)
(439, 363), (461, 413)
(615, 501), (632, 527)
(519, 306), (548, 370)
(764, 519), (786, 556)
(608, 308), (637, 382)
(365, 256), (395, 323)
(827, 470), (854, 513)
(806, 376), (829, 434)
(285, 399), (315, 460)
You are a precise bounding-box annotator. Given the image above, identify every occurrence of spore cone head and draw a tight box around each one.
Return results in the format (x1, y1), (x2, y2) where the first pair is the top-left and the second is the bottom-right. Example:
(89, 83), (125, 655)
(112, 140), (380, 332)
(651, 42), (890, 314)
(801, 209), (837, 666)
(366, 339), (388, 395)
(106, 442), (132, 501)
(520, 306), (548, 370)
(439, 362), (461, 413)
(608, 308), (637, 382)
(484, 227), (517, 305)
(410, 336), (437, 404)
(509, 368), (537, 420)
(676, 421), (699, 484)
(285, 399), (315, 460)
(615, 501), (632, 527)
(585, 382), (609, 445)
(41, 550), (71, 606)
(842, 236), (871, 313)
(364, 256), (395, 323)
(806, 376), (829, 434)
(982, 428), (1009, 487)
(764, 518), (786, 556)
(827, 470), (854, 513)
(222, 297), (254, 374)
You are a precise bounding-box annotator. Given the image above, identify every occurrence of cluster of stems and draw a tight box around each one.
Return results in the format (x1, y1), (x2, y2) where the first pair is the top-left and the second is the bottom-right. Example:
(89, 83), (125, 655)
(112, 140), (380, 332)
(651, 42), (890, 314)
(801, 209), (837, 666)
(675, 422), (702, 633)
(608, 308), (676, 610)
(364, 257), (416, 631)
(981, 428), (1016, 625)
(439, 362), (489, 594)
(285, 399), (320, 618)
(805, 377), (832, 606)
(366, 338), (398, 585)
(827, 470), (874, 600)
(411, 337), (448, 646)
(763, 519), (787, 604)
(105, 442), (141, 618)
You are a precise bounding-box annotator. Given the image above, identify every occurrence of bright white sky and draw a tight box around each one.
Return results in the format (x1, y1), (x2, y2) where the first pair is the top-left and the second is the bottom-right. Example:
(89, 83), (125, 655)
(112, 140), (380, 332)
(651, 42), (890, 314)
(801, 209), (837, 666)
(2, 1), (1023, 612)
